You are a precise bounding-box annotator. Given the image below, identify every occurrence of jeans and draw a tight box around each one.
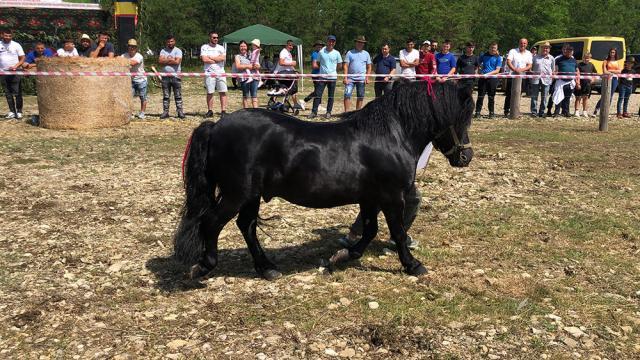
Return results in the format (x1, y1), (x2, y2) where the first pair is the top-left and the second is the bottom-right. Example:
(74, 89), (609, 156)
(161, 76), (183, 112)
(349, 184), (422, 236)
(617, 84), (632, 114)
(595, 77), (619, 111)
(530, 82), (550, 115)
(303, 80), (320, 102)
(475, 78), (498, 114)
(1, 75), (23, 114)
(312, 79), (336, 114)
(374, 80), (393, 98)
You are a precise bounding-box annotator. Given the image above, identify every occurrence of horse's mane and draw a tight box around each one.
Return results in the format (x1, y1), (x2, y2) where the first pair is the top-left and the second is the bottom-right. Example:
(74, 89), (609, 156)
(340, 80), (474, 138)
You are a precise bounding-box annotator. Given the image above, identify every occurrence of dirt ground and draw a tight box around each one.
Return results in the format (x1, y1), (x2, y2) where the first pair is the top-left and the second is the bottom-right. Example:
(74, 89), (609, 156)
(1, 81), (639, 359)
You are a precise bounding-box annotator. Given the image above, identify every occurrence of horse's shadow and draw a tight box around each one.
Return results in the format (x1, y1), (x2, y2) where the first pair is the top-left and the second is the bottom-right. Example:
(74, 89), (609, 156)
(145, 225), (394, 292)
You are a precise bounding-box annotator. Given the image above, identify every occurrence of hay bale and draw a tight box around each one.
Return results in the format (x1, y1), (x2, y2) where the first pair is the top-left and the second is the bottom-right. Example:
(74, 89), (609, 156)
(36, 57), (133, 130)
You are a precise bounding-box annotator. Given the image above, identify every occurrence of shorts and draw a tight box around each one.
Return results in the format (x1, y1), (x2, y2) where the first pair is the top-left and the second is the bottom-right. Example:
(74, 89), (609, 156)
(344, 81), (365, 99)
(205, 75), (228, 94)
(131, 80), (148, 100)
(241, 79), (259, 98)
(574, 80), (591, 97)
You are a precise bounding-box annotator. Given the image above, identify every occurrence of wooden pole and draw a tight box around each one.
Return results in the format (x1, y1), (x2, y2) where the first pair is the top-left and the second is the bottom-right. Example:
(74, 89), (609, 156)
(599, 75), (611, 132)
(509, 76), (522, 119)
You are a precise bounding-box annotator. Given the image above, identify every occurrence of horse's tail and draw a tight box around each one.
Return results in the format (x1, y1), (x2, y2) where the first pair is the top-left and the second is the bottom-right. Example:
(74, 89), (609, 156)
(173, 121), (218, 265)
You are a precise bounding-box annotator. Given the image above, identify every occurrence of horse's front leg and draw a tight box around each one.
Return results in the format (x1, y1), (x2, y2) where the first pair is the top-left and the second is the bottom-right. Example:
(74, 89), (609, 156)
(329, 203), (378, 267)
(382, 203), (428, 276)
(236, 197), (281, 281)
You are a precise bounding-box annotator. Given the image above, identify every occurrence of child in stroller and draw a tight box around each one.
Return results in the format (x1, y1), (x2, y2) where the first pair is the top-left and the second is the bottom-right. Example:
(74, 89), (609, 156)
(267, 70), (303, 115)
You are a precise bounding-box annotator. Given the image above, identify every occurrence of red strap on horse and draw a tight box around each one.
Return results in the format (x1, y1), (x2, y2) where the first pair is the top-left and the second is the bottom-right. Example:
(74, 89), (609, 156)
(181, 134), (193, 186)
(421, 75), (436, 100)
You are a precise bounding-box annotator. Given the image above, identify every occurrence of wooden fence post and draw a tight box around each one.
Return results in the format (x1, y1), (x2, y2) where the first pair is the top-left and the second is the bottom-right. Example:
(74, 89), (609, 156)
(599, 75), (611, 132)
(509, 76), (522, 119)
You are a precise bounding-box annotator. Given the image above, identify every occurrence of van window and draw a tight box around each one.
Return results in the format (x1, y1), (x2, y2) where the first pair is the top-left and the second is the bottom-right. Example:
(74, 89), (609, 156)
(590, 41), (623, 61)
(549, 42), (584, 59)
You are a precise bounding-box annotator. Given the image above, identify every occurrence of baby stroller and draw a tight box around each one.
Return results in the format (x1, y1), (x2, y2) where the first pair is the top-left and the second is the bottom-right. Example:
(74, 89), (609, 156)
(266, 70), (302, 115)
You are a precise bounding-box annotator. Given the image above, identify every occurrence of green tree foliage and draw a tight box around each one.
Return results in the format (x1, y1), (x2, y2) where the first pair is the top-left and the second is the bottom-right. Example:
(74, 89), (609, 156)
(134, 0), (640, 55)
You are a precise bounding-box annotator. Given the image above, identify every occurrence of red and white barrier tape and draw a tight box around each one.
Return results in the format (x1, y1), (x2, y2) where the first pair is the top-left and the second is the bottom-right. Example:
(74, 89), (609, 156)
(1, 70), (638, 81)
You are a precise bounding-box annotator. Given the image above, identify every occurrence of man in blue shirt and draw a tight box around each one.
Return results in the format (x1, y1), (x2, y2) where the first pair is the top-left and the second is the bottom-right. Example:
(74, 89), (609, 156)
(553, 45), (580, 117)
(343, 35), (372, 112)
(435, 40), (456, 82)
(303, 40), (324, 104)
(23, 42), (54, 69)
(309, 35), (342, 119)
(90, 32), (115, 58)
(475, 42), (502, 118)
(372, 43), (396, 98)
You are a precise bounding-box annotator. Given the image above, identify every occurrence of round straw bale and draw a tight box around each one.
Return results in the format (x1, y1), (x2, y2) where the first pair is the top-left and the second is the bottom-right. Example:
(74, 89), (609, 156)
(36, 57), (133, 130)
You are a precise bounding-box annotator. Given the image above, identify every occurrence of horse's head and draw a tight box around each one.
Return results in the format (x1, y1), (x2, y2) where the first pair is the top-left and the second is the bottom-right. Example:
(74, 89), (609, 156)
(432, 124), (473, 167)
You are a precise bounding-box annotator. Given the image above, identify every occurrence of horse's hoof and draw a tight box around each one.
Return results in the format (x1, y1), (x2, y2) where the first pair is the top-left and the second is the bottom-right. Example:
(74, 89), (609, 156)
(190, 263), (213, 280)
(406, 263), (428, 276)
(262, 269), (282, 281)
(329, 248), (351, 265)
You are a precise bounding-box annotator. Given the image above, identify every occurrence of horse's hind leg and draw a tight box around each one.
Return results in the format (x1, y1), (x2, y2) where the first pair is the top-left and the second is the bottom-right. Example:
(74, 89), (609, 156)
(382, 203), (428, 276)
(236, 197), (281, 280)
(190, 197), (242, 279)
(330, 203), (378, 267)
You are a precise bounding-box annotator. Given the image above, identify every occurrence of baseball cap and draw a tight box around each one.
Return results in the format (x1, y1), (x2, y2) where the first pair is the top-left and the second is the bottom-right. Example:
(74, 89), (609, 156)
(422, 40), (431, 45)
(327, 35), (337, 41)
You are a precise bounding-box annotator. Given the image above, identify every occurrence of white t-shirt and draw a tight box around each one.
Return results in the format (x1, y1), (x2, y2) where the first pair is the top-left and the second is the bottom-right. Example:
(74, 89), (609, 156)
(0, 40), (25, 70)
(399, 49), (419, 77)
(274, 48), (295, 73)
(57, 48), (79, 57)
(200, 43), (225, 74)
(507, 48), (533, 74)
(121, 52), (146, 83)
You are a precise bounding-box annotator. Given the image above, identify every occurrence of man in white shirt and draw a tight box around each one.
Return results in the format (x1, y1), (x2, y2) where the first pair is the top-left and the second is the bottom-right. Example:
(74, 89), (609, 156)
(201, 31), (227, 117)
(504, 38), (532, 116)
(57, 39), (79, 57)
(399, 39), (420, 80)
(0, 29), (26, 119)
(274, 39), (300, 109)
(121, 39), (148, 119)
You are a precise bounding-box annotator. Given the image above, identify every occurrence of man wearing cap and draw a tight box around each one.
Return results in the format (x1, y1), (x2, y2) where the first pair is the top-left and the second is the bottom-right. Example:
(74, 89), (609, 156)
(158, 34), (184, 119)
(90, 31), (115, 58)
(23, 42), (54, 70)
(372, 43), (396, 97)
(504, 38), (533, 117)
(302, 40), (324, 105)
(456, 41), (479, 95)
(343, 35), (372, 112)
(416, 40), (436, 78)
(530, 42), (554, 117)
(0, 29), (26, 120)
(57, 39), (79, 57)
(309, 35), (342, 119)
(201, 31), (227, 117)
(121, 39), (148, 119)
(78, 34), (93, 57)
(399, 38), (420, 80)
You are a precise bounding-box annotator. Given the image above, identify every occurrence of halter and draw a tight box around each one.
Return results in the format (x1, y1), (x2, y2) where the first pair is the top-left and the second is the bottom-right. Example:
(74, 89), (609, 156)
(433, 125), (472, 158)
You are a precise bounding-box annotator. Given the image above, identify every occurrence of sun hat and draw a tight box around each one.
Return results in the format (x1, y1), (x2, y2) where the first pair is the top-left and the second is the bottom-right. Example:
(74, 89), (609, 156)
(354, 35), (367, 43)
(127, 39), (138, 47)
(313, 39), (325, 47)
(81, 34), (91, 40)
(251, 39), (261, 48)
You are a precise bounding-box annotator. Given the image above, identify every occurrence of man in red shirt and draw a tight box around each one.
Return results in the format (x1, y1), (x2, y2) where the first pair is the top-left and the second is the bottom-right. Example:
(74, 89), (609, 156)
(416, 40), (436, 78)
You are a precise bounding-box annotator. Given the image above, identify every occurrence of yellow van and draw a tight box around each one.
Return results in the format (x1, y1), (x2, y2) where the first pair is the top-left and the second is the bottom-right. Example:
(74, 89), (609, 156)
(533, 36), (626, 74)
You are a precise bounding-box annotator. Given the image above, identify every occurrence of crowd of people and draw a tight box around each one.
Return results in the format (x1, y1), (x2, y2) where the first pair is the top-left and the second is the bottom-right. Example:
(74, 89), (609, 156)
(1, 28), (638, 121)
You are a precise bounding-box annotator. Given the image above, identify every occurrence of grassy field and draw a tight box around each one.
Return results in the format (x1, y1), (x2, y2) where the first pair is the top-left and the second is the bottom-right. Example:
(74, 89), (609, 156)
(1, 81), (639, 359)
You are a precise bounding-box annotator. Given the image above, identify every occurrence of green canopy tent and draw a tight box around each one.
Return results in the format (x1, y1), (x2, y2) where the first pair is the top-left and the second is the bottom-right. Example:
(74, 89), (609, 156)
(223, 24), (305, 85)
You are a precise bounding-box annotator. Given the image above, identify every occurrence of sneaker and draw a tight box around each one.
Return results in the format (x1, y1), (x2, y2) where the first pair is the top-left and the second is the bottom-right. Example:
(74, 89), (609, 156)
(204, 110), (214, 118)
(325, 112), (332, 119)
(623, 112), (631, 118)
(575, 110), (581, 117)
(488, 112), (495, 119)
(177, 110), (186, 119)
(593, 109), (599, 116)
(530, 112), (538, 118)
(137, 112), (145, 119)
(258, 80), (264, 88)
(16, 112), (23, 119)
(583, 112), (591, 118)
(159, 111), (170, 119)
(337, 235), (357, 248)
(538, 112), (545, 118)
(388, 235), (419, 250)
(616, 113), (622, 119)
(307, 112), (317, 119)
(473, 112), (480, 118)
(298, 100), (306, 111)
(5, 112), (15, 119)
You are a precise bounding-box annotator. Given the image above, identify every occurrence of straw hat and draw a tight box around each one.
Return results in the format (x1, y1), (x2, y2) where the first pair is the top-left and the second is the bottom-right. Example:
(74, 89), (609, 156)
(541, 41), (551, 48)
(127, 39), (138, 47)
(354, 35), (367, 43)
(81, 34), (91, 41)
(313, 39), (325, 47)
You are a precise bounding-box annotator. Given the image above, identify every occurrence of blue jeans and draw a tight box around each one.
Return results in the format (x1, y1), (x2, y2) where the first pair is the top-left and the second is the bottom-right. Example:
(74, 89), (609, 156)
(617, 84), (632, 114)
(312, 79), (336, 114)
(530, 82), (550, 115)
(595, 77), (619, 111)
(240, 80), (259, 98)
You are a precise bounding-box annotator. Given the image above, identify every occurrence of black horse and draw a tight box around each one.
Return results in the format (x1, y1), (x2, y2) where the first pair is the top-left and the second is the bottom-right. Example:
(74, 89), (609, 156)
(174, 80), (474, 280)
